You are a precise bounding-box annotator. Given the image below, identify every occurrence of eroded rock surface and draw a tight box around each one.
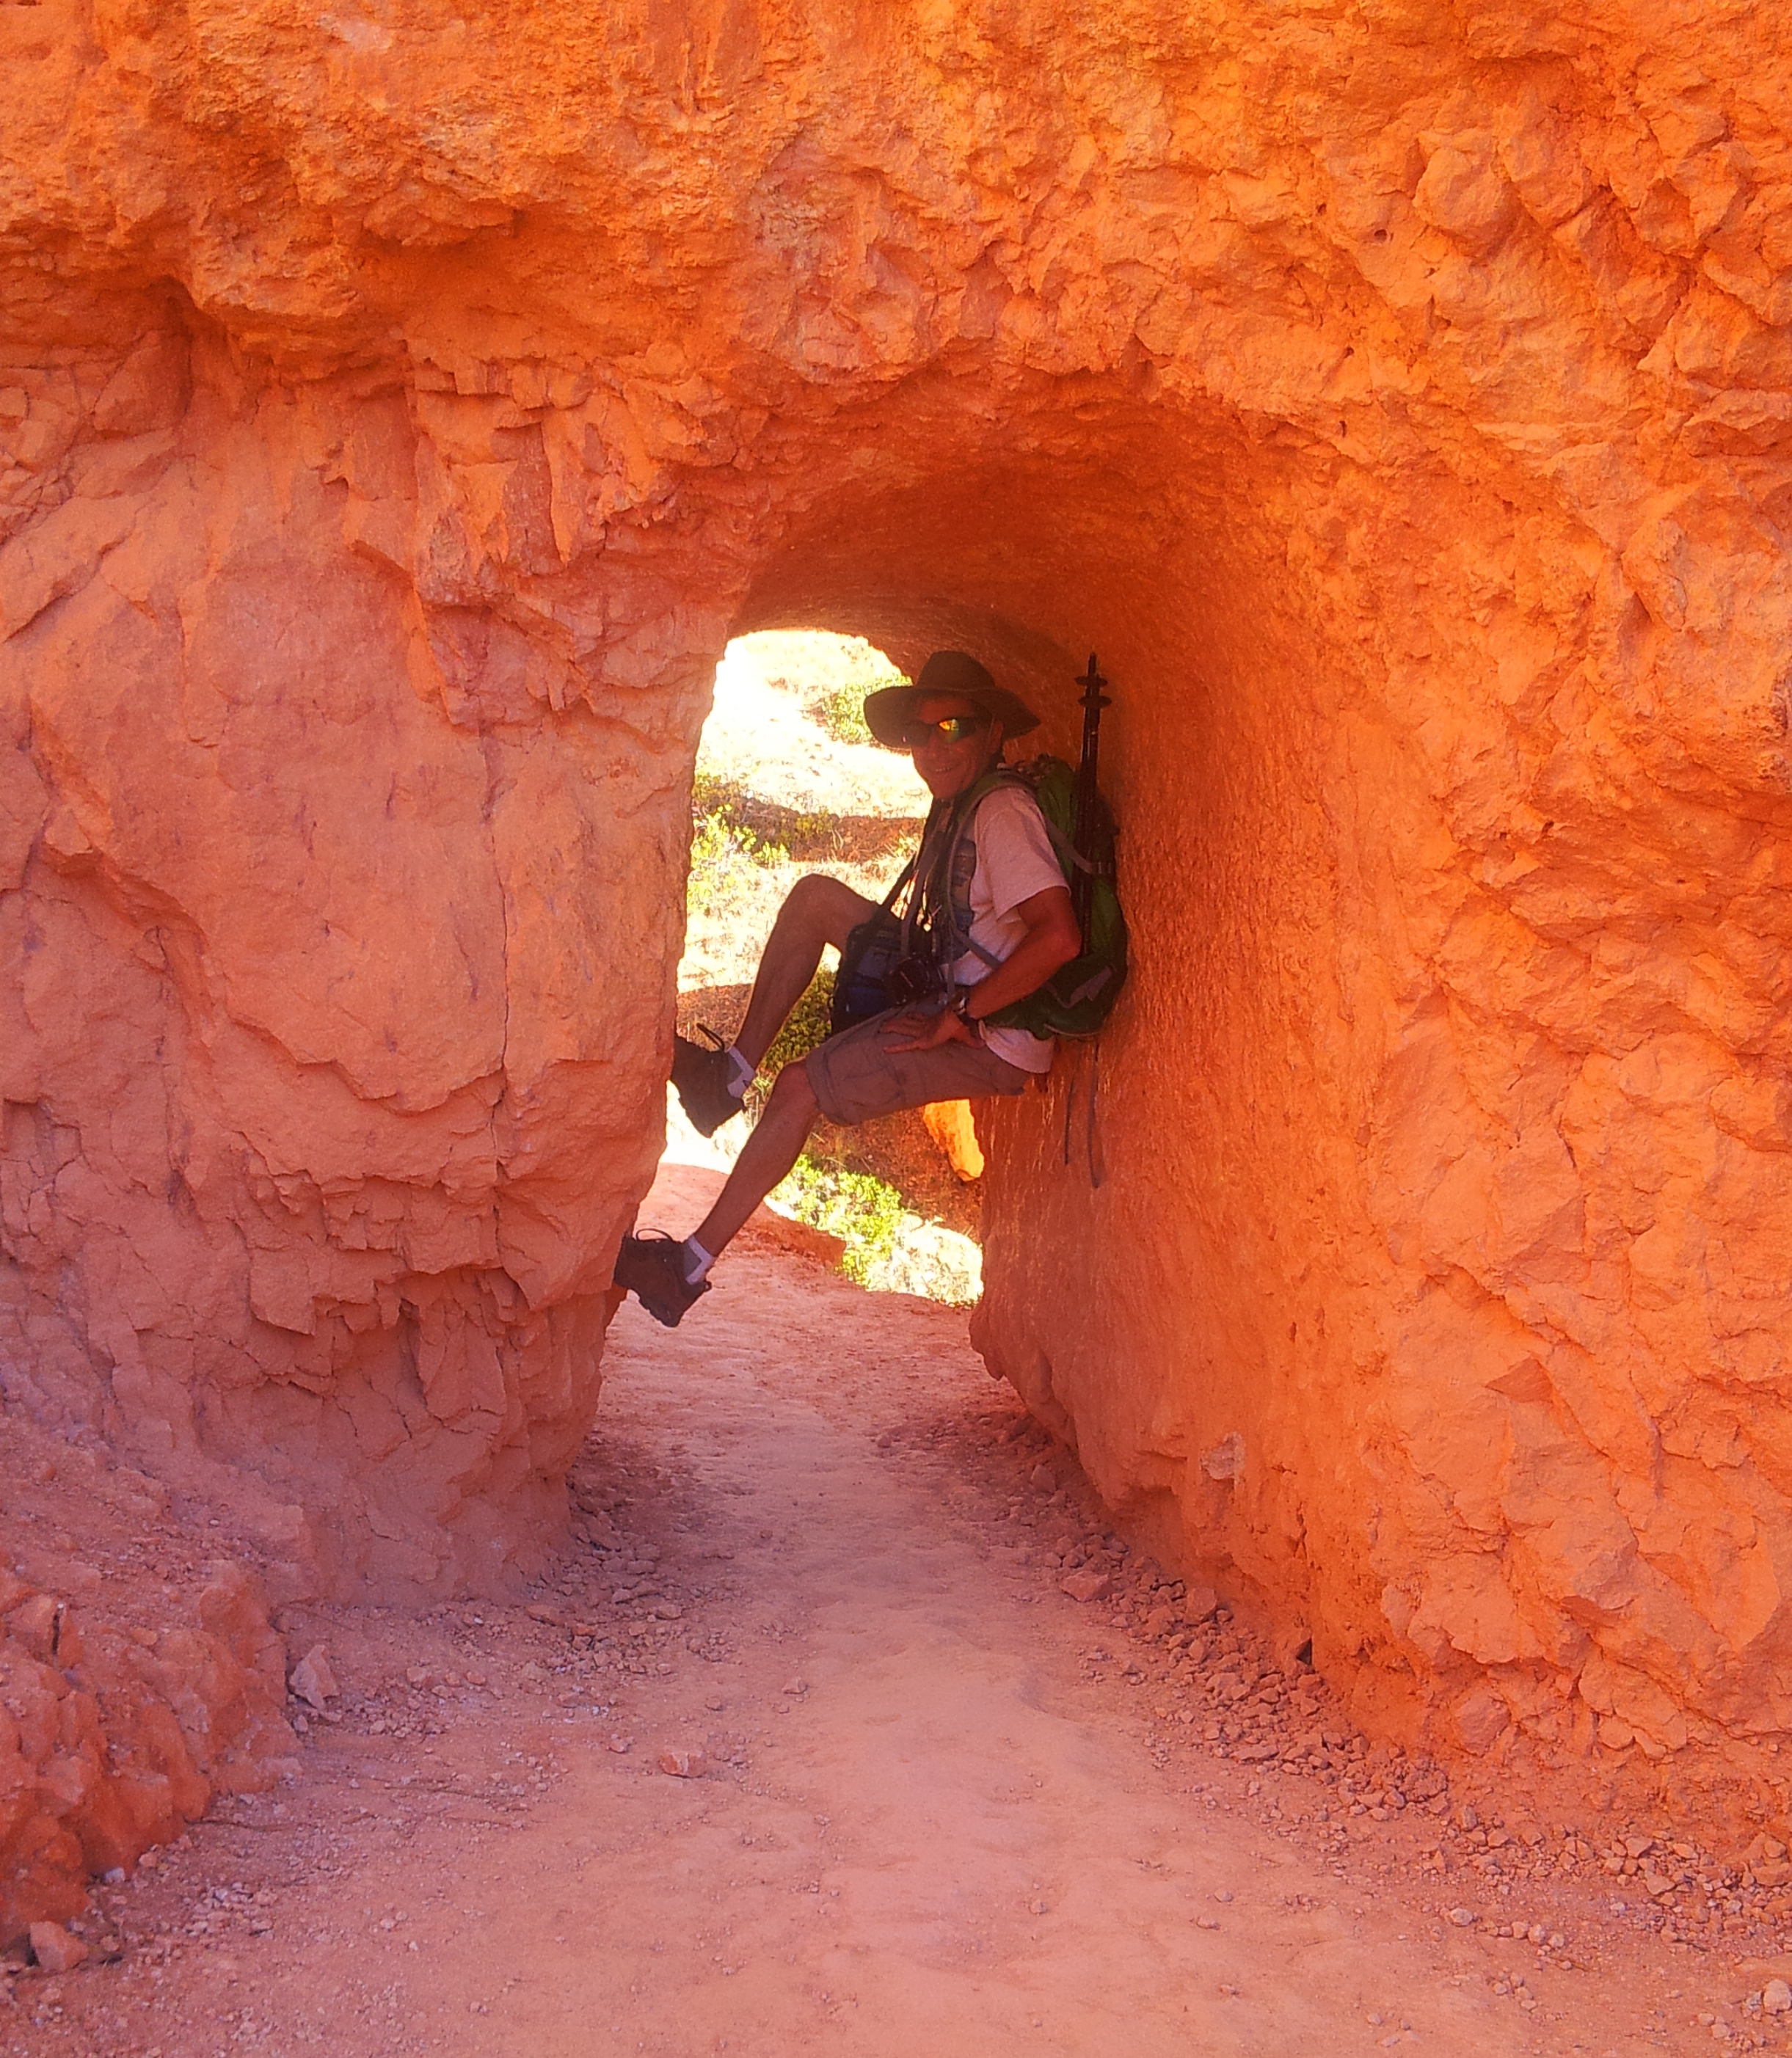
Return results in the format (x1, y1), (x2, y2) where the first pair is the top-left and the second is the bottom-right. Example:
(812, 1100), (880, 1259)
(0, 1414), (297, 1942)
(2, 0), (1790, 1814)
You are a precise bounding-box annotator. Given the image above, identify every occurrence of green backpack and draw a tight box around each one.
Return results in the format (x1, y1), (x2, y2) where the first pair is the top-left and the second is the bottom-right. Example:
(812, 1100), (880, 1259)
(931, 755), (1129, 1042)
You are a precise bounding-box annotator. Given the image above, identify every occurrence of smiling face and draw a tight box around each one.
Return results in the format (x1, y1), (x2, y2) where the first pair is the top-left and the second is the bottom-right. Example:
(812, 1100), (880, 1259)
(903, 692), (1004, 800)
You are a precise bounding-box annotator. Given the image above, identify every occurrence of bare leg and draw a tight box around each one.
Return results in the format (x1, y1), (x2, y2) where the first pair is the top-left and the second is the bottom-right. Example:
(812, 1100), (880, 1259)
(692, 1058), (821, 1257)
(732, 873), (875, 1071)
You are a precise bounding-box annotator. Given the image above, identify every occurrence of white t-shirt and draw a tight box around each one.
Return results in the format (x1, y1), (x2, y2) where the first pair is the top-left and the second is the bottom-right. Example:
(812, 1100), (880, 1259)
(948, 784), (1068, 1073)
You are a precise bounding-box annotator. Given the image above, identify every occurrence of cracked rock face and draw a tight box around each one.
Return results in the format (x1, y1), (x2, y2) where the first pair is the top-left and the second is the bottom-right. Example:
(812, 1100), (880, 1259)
(2, 1), (1791, 1778)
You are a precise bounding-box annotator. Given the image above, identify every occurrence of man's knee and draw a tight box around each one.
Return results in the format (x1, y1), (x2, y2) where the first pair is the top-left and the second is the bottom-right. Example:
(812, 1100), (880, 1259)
(780, 872), (843, 922)
(769, 1056), (820, 1114)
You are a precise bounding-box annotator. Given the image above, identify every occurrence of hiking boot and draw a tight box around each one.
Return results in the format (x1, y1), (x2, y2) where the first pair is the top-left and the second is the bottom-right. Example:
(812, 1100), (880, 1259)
(613, 1231), (710, 1329)
(671, 1026), (746, 1136)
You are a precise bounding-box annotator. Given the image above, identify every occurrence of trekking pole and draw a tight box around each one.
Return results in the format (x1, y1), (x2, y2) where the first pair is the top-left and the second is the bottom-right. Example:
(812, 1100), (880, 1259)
(1072, 653), (1110, 935)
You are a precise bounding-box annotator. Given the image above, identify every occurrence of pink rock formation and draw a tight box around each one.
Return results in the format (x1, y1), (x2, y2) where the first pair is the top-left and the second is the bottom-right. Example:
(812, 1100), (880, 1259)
(0, 1564), (294, 1941)
(2, 0), (1790, 1808)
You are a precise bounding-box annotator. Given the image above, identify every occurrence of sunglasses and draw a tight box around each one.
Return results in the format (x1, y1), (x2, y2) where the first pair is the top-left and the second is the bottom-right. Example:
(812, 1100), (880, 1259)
(901, 714), (988, 748)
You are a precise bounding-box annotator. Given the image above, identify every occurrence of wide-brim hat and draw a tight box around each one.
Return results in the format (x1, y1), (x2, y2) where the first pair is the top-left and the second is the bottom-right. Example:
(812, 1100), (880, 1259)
(863, 649), (1041, 749)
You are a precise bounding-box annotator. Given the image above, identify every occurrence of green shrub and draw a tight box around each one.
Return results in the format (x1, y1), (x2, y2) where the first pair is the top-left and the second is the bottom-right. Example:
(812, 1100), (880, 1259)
(759, 968), (836, 1077)
(774, 1156), (906, 1287)
(686, 782), (789, 918)
(772, 1153), (982, 1305)
(691, 769), (722, 814)
(789, 641), (906, 745)
(806, 679), (875, 745)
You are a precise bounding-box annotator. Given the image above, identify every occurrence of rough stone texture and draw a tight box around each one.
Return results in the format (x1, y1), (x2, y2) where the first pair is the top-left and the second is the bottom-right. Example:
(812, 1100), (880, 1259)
(0, 1406), (301, 1938)
(0, 1563), (295, 1946)
(2, 0), (1791, 1788)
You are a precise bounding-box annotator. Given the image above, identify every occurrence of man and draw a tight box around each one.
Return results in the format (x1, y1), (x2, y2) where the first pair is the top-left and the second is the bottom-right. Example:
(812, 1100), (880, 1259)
(613, 649), (1081, 1327)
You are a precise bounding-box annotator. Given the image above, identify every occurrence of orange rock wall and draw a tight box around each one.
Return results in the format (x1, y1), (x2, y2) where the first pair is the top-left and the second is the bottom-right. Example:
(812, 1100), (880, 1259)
(3, 0), (1791, 1782)
(0, 291), (693, 1591)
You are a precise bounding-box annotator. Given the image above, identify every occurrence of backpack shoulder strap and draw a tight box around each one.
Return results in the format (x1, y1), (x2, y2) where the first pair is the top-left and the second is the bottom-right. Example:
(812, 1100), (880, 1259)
(1038, 814), (1093, 875)
(897, 798), (950, 953)
(963, 766), (1032, 809)
(878, 842), (921, 914)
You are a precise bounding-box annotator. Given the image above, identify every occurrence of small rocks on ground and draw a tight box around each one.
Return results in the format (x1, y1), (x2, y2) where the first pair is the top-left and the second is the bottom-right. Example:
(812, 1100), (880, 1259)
(289, 1644), (339, 1709)
(29, 1922), (88, 1974)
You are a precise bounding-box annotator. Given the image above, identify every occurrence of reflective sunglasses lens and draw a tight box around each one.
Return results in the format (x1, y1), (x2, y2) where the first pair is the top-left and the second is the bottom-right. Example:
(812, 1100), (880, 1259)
(904, 715), (984, 746)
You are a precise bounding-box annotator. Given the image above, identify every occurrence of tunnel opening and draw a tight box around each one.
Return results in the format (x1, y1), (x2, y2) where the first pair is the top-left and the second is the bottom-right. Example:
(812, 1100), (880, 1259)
(711, 410), (1611, 1772)
(671, 628), (987, 1305)
(713, 420), (1340, 1580)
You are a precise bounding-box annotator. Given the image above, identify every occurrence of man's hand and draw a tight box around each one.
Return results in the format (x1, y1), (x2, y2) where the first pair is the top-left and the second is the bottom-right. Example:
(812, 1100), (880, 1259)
(879, 1005), (973, 1054)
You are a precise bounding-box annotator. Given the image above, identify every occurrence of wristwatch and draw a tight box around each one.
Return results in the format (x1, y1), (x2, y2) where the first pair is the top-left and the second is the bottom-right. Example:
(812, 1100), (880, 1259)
(952, 990), (980, 1032)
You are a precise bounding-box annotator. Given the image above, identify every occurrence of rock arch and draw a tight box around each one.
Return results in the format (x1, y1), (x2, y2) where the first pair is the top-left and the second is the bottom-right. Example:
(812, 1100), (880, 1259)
(3, 1), (1791, 1799)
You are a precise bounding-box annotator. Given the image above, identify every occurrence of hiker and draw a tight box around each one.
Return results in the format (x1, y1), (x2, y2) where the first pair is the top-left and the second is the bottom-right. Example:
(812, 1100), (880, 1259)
(613, 649), (1082, 1328)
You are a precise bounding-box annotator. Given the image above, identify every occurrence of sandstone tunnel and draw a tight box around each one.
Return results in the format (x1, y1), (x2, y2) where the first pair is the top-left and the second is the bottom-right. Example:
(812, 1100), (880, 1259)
(3, 0), (1792, 1832)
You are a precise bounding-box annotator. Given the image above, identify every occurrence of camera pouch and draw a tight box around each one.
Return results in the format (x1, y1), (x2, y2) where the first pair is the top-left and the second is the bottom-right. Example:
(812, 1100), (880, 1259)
(830, 911), (907, 1035)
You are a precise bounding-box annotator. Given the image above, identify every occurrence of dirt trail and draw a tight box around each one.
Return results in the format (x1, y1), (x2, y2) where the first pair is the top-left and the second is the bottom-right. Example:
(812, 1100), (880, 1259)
(7, 1162), (1777, 2056)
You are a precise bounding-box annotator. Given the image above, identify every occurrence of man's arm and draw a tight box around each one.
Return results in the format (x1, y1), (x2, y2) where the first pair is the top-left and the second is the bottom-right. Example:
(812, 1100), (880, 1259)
(958, 883), (1080, 1019)
(882, 883), (1080, 1051)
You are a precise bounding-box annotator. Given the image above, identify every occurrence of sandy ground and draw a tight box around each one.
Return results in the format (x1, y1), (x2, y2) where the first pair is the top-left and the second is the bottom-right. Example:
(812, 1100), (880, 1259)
(697, 635), (917, 822)
(7, 1160), (1788, 2057)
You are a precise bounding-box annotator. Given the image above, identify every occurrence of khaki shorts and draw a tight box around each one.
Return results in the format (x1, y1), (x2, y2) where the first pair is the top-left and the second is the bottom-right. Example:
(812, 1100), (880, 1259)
(804, 1010), (1032, 1126)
